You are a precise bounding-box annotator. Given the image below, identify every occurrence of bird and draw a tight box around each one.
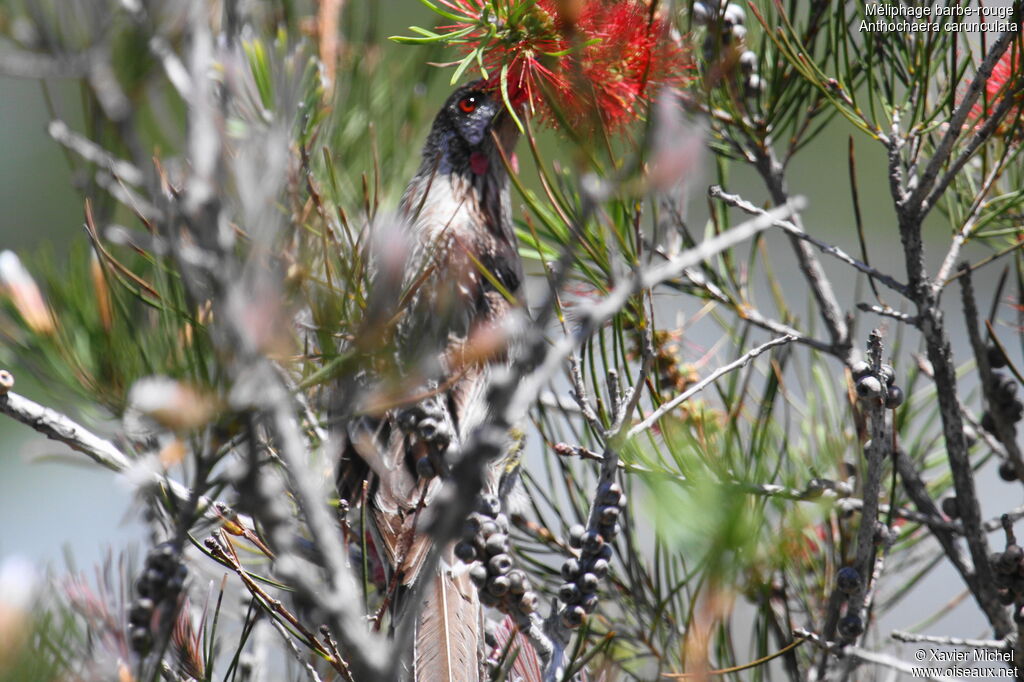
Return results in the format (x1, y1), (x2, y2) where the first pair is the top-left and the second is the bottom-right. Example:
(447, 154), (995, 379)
(335, 81), (525, 680)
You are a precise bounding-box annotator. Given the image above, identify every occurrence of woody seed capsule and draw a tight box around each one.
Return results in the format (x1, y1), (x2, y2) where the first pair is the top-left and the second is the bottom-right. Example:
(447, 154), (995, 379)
(559, 582), (581, 604)
(851, 360), (871, 379)
(578, 572), (599, 592)
(470, 564), (488, 587)
(692, 2), (710, 24)
(599, 505), (620, 525)
(487, 575), (510, 597)
(739, 50), (757, 73)
(855, 375), (883, 399)
(581, 531), (605, 555)
(477, 494), (501, 518)
(507, 569), (527, 595)
(454, 540), (476, 562)
(597, 482), (622, 505)
(885, 385), (904, 409)
(561, 605), (585, 628)
(568, 524), (585, 548)
(488, 554), (513, 576)
(723, 3), (745, 26)
(484, 533), (508, 556)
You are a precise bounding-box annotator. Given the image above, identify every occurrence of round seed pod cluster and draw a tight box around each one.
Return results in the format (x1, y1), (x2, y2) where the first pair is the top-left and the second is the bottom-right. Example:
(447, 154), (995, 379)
(991, 543), (1024, 612)
(851, 361), (904, 409)
(941, 496), (960, 519)
(397, 398), (454, 479)
(835, 566), (862, 595)
(455, 494), (539, 628)
(692, 1), (763, 97)
(557, 482), (626, 629)
(988, 343), (1009, 369)
(999, 459), (1020, 483)
(837, 613), (865, 638)
(981, 370), (1022, 437)
(831, 565), (866, 639)
(128, 541), (187, 655)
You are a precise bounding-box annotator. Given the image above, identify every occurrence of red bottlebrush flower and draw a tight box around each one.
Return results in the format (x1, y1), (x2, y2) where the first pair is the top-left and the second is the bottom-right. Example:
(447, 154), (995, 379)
(560, 0), (691, 130)
(421, 0), (691, 131)
(434, 0), (569, 112)
(968, 34), (1023, 141)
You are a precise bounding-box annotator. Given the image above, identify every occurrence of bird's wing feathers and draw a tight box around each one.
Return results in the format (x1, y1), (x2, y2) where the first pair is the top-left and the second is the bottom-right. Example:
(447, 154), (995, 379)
(371, 478), (440, 586)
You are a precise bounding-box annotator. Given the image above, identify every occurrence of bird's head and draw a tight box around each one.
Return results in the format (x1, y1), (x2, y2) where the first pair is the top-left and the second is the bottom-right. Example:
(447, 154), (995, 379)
(421, 82), (518, 177)
(443, 83), (503, 146)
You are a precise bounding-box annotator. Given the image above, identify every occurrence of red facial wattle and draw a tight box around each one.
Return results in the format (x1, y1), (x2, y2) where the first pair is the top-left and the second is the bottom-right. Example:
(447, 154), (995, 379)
(470, 151), (490, 175)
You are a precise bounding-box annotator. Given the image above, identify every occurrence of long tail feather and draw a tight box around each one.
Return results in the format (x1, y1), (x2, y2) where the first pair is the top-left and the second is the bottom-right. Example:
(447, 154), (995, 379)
(413, 558), (483, 681)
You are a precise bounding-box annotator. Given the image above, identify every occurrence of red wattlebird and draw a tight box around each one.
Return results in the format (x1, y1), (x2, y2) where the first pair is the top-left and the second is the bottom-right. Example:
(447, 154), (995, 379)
(336, 82), (526, 680)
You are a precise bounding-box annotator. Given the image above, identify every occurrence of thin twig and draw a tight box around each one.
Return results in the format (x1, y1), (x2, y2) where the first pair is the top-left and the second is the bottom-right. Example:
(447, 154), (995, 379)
(893, 448), (972, 584)
(959, 265), (1024, 473)
(675, 266), (836, 354)
(891, 631), (1010, 650)
(855, 303), (919, 327)
(844, 646), (957, 682)
(0, 47), (90, 79)
(266, 375), (390, 676)
(751, 148), (851, 360)
(930, 147), (1017, 292)
(848, 333), (888, 644)
(205, 533), (333, 661)
(709, 185), (909, 297)
(0, 387), (131, 473)
(554, 444), (956, 530)
(266, 616), (325, 682)
(627, 334), (795, 438)
(48, 120), (145, 185)
(507, 198), (807, 421)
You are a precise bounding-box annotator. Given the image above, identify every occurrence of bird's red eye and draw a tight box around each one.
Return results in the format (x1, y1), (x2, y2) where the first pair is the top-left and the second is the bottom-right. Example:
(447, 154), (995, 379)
(458, 96), (477, 113)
